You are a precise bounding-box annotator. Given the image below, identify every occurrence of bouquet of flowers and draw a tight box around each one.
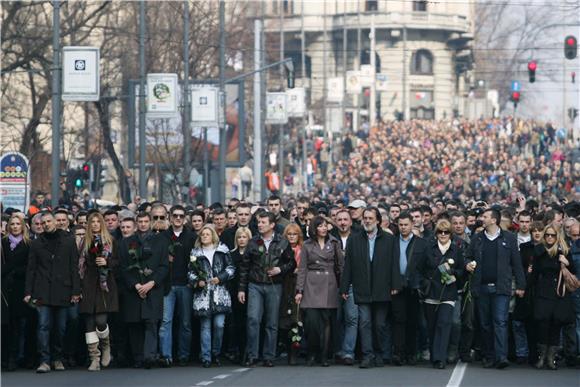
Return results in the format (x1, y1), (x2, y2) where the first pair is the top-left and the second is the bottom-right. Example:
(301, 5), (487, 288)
(288, 304), (303, 349)
(189, 251), (207, 286)
(168, 233), (182, 259)
(90, 235), (112, 292)
(438, 258), (456, 285)
(125, 240), (153, 283)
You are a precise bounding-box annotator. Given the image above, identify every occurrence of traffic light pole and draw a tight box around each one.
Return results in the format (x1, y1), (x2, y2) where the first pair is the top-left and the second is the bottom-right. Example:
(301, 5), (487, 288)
(51, 0), (61, 208)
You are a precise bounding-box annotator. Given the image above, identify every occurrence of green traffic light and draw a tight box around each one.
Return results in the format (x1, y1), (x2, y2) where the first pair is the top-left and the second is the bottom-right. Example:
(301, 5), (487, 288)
(75, 178), (83, 188)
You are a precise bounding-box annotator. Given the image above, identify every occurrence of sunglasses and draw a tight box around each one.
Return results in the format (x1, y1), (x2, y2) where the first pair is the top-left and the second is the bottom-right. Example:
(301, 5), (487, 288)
(437, 230), (450, 235)
(172, 214), (185, 219)
(152, 215), (166, 220)
(544, 233), (557, 238)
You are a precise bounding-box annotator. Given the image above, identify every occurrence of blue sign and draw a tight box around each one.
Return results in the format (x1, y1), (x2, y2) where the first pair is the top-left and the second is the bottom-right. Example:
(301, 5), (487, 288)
(511, 81), (521, 92)
(0, 152), (30, 212)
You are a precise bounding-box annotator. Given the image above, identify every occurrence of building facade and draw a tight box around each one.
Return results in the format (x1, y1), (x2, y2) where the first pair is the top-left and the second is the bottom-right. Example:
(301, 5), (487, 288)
(262, 0), (475, 129)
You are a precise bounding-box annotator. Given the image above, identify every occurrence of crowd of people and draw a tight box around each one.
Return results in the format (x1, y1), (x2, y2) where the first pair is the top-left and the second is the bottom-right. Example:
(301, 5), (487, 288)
(1, 191), (580, 374)
(1, 117), (580, 374)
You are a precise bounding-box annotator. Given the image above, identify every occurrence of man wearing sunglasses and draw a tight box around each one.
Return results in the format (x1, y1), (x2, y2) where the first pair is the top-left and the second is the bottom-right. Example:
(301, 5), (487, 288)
(466, 208), (526, 369)
(159, 205), (195, 367)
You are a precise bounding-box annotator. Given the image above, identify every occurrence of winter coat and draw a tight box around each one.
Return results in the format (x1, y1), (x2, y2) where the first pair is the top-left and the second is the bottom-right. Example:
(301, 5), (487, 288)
(530, 245), (576, 324)
(24, 230), (81, 307)
(78, 238), (119, 314)
(296, 236), (344, 309)
(417, 239), (465, 302)
(1, 237), (30, 323)
(188, 243), (235, 317)
(238, 233), (296, 292)
(393, 235), (429, 290)
(467, 230), (526, 297)
(339, 228), (401, 304)
(161, 227), (197, 292)
(118, 232), (169, 323)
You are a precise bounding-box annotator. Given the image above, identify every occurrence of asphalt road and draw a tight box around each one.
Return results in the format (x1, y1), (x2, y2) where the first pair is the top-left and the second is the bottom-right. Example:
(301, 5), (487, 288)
(2, 361), (579, 387)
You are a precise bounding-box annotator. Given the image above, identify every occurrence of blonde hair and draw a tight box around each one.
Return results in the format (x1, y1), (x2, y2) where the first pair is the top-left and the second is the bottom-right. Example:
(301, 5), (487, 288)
(234, 226), (252, 251)
(435, 219), (452, 233)
(195, 224), (219, 248)
(283, 223), (304, 246)
(84, 212), (114, 254)
(7, 213), (30, 245)
(542, 224), (569, 257)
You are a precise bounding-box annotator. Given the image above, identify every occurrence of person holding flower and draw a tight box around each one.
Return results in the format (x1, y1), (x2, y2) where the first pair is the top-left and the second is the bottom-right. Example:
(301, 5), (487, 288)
(78, 212), (119, 371)
(295, 216), (343, 367)
(188, 225), (235, 368)
(417, 219), (464, 369)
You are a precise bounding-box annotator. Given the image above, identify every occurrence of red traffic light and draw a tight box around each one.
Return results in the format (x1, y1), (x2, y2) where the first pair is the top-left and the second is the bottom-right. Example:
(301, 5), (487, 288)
(527, 61), (537, 71)
(567, 37), (576, 46)
(565, 35), (577, 60)
(512, 91), (520, 101)
(82, 164), (90, 172)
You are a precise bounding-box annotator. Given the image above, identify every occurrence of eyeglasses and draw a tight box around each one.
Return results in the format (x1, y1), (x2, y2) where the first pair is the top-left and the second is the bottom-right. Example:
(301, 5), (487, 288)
(171, 214), (185, 219)
(152, 215), (166, 220)
(544, 233), (557, 238)
(436, 230), (450, 235)
(571, 234), (580, 238)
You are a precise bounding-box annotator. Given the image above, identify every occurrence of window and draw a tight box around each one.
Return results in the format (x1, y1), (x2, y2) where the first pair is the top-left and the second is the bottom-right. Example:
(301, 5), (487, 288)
(413, 1), (427, 12)
(272, 0), (278, 14)
(411, 49), (433, 75)
(365, 1), (378, 11)
(283, 0), (293, 14)
(410, 90), (434, 119)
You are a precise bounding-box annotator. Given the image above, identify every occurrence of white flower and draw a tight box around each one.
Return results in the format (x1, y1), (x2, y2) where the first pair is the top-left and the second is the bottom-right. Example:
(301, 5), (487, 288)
(297, 321), (303, 327)
(448, 259), (455, 265)
(190, 254), (197, 263)
(287, 309), (292, 315)
(472, 261), (477, 268)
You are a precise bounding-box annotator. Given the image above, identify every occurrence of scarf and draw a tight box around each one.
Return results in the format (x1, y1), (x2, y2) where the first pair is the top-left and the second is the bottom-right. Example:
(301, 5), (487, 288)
(8, 234), (23, 250)
(438, 240), (452, 256)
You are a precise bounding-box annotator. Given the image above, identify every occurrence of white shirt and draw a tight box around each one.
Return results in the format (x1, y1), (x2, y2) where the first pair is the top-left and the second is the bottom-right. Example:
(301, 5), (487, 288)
(202, 246), (217, 266)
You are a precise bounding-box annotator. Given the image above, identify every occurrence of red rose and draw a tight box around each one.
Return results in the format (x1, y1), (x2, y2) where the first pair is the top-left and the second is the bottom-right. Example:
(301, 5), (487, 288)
(89, 246), (99, 254)
(171, 234), (178, 241)
(256, 239), (264, 246)
(129, 241), (138, 249)
(291, 342), (300, 349)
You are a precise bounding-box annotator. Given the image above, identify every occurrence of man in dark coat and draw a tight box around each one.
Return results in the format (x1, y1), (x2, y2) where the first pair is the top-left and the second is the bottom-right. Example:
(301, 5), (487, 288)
(24, 211), (81, 373)
(118, 212), (169, 368)
(221, 203), (254, 250)
(466, 208), (526, 369)
(340, 207), (401, 369)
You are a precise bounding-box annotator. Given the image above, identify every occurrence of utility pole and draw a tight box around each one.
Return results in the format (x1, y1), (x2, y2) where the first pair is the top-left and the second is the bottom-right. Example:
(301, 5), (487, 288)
(138, 0), (147, 199)
(301, 1), (307, 191)
(370, 13), (376, 127)
(342, 0), (347, 133)
(253, 19), (262, 202)
(356, 2), (361, 129)
(322, 0), (328, 131)
(402, 26), (408, 120)
(218, 0), (226, 203)
(51, 0), (61, 208)
(278, 5), (285, 194)
(183, 0), (191, 203)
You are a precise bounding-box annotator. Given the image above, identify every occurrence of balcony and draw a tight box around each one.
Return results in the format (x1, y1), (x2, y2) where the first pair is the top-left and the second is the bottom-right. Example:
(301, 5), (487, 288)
(264, 11), (471, 34)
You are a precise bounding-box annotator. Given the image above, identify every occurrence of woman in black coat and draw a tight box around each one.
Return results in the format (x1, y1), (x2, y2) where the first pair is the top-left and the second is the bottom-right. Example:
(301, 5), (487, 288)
(418, 219), (464, 369)
(1, 214), (33, 371)
(78, 212), (119, 371)
(530, 225), (576, 370)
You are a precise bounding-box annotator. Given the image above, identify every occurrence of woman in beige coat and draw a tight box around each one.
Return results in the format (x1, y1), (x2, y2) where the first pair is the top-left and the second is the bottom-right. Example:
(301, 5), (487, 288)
(295, 216), (344, 366)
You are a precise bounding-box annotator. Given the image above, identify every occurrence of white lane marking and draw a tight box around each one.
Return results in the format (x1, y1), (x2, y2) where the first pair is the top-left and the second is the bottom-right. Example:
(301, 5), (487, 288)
(232, 368), (250, 372)
(196, 382), (214, 386)
(213, 374), (231, 379)
(446, 362), (468, 387)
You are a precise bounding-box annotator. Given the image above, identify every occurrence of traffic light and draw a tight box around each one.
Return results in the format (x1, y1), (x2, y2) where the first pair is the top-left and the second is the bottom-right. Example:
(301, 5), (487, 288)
(82, 162), (90, 179)
(511, 91), (520, 106)
(569, 108), (579, 121)
(527, 61), (537, 83)
(284, 60), (295, 89)
(565, 35), (577, 60)
(572, 72), (576, 84)
(75, 177), (83, 188)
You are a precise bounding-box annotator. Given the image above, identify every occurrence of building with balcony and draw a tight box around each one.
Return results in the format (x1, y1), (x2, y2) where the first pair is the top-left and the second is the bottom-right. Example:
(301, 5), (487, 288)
(262, 0), (475, 129)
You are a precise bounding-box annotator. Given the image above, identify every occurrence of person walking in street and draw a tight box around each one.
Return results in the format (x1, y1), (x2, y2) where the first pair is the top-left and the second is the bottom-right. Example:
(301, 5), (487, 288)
(339, 207), (401, 369)
(188, 225), (235, 368)
(295, 216), (344, 367)
(78, 212), (119, 371)
(24, 211), (81, 373)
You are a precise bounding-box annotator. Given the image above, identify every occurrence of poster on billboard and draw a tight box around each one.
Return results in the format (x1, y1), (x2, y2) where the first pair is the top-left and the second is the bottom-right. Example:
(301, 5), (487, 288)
(147, 73), (179, 118)
(327, 77), (344, 103)
(0, 152), (30, 212)
(191, 86), (219, 127)
(287, 88), (306, 117)
(266, 92), (288, 124)
(376, 73), (388, 91)
(346, 71), (361, 94)
(62, 46), (100, 101)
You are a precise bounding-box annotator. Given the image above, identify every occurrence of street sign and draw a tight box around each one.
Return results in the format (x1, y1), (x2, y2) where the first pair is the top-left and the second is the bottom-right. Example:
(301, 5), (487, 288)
(287, 88), (306, 117)
(376, 74), (388, 91)
(191, 86), (219, 127)
(511, 81), (521, 92)
(147, 73), (179, 118)
(266, 92), (288, 124)
(327, 77), (344, 103)
(62, 46), (100, 101)
(0, 152), (30, 212)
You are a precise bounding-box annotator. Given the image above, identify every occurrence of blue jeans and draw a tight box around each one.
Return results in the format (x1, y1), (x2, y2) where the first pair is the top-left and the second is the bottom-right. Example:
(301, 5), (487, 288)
(37, 305), (68, 364)
(246, 283), (282, 360)
(476, 285), (510, 362)
(336, 286), (358, 359)
(159, 286), (193, 361)
(200, 314), (226, 362)
(358, 302), (389, 360)
(511, 320), (529, 357)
